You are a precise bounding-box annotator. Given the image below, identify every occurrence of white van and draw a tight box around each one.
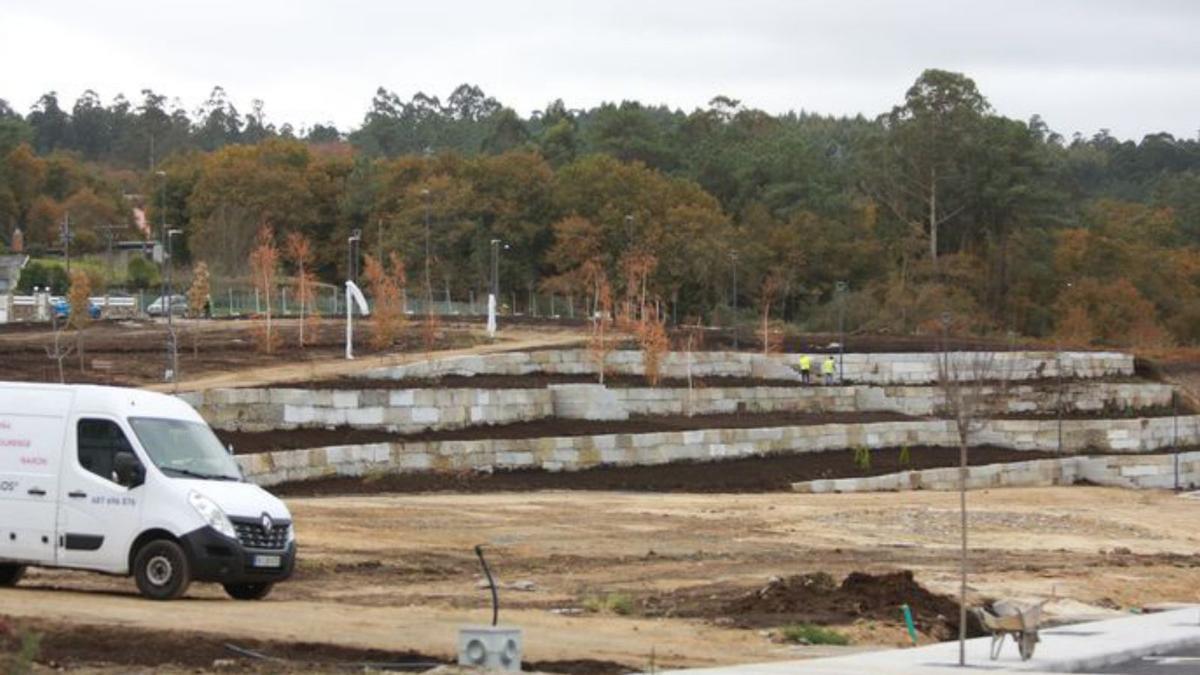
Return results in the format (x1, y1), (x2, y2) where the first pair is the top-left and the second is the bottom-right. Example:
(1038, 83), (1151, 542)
(0, 383), (295, 600)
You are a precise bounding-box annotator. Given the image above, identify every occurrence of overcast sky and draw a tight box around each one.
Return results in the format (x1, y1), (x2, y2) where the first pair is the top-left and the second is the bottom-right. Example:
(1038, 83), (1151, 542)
(2, 0), (1197, 141)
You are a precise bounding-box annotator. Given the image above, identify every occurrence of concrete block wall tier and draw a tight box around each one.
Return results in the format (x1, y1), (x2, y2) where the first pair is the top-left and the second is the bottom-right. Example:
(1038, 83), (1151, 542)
(792, 451), (1200, 493)
(357, 349), (1135, 384)
(235, 417), (1200, 487)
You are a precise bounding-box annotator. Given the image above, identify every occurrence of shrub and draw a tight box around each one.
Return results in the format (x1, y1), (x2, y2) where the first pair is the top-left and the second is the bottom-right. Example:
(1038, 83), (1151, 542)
(899, 444), (912, 467)
(126, 256), (160, 290)
(16, 260), (69, 294)
(853, 445), (872, 470)
(582, 592), (635, 616)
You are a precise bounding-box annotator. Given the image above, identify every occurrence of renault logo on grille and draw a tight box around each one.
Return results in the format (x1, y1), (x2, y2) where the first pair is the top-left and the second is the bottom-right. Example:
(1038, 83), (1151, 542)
(261, 513), (274, 533)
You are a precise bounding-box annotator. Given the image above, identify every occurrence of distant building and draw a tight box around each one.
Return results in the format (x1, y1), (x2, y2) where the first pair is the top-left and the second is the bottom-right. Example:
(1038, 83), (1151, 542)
(0, 254), (29, 295)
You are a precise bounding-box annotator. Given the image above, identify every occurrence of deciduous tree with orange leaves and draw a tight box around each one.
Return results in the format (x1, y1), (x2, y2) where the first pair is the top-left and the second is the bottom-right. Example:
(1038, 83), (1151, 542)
(285, 232), (319, 347)
(249, 224), (280, 353)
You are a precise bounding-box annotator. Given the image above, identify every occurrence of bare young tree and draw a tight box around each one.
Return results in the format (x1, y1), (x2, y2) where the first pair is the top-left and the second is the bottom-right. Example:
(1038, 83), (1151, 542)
(935, 316), (1009, 666)
(66, 270), (92, 372)
(44, 311), (76, 383)
(284, 233), (318, 348)
(583, 260), (614, 385)
(248, 225), (280, 353)
(186, 261), (211, 357)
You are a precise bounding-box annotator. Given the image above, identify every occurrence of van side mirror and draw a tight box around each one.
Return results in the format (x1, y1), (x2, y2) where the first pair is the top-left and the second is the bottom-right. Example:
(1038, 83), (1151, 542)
(114, 451), (145, 489)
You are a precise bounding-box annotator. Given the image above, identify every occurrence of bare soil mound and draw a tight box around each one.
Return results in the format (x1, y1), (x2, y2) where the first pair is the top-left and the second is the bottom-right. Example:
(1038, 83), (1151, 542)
(219, 410), (916, 454)
(0, 614), (630, 674)
(726, 571), (983, 639)
(272, 446), (1056, 496)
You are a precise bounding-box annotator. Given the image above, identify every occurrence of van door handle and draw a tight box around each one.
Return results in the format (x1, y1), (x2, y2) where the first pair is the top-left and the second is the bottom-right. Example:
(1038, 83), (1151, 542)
(27, 488), (46, 497)
(68, 491), (87, 499)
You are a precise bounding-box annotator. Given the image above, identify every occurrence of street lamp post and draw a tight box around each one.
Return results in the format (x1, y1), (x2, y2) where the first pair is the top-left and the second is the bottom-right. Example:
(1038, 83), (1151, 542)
(346, 231), (362, 359)
(488, 238), (504, 337)
(422, 188), (432, 315)
(166, 228), (182, 388)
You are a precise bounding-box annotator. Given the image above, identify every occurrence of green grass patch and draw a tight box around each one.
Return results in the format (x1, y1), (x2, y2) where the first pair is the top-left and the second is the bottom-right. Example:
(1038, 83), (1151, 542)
(780, 623), (850, 646)
(582, 592), (635, 615)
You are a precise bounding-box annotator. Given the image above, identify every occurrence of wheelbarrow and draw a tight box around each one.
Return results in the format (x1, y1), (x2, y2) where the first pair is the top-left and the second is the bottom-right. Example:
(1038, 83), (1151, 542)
(973, 599), (1046, 661)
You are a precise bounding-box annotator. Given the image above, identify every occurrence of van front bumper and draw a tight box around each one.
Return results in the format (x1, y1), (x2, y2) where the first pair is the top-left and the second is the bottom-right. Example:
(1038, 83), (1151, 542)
(179, 526), (296, 584)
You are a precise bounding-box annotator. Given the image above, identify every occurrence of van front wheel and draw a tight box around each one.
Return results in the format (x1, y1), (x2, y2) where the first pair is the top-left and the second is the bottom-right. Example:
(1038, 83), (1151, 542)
(223, 582), (273, 600)
(133, 540), (191, 600)
(0, 564), (25, 586)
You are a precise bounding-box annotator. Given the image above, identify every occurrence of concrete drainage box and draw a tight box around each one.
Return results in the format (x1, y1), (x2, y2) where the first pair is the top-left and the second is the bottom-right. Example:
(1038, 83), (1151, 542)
(458, 625), (522, 671)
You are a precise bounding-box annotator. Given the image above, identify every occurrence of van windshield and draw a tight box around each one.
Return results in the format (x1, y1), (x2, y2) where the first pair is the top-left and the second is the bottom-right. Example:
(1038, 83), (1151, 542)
(128, 417), (241, 481)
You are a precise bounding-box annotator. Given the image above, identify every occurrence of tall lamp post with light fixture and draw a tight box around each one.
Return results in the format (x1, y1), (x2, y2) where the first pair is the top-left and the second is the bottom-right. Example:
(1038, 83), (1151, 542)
(165, 228), (182, 387)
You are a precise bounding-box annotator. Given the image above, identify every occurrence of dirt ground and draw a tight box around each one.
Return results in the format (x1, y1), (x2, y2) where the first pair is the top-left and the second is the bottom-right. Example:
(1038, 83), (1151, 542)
(3, 487), (1199, 672)
(218, 411), (916, 453)
(0, 318), (586, 390)
(272, 446), (1060, 496)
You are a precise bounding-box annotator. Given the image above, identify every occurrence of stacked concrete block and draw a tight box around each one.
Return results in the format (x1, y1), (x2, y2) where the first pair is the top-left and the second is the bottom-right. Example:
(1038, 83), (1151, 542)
(238, 415), (1200, 487)
(548, 383), (629, 421)
(189, 386), (554, 433)
(358, 349), (1133, 385)
(793, 451), (1200, 494)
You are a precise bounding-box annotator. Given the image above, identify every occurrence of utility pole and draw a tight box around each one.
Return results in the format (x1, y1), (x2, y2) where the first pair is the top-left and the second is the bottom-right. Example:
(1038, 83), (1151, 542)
(62, 211), (71, 277)
(835, 281), (847, 383)
(422, 188), (432, 314)
(98, 223), (128, 285)
(166, 228), (182, 389)
(730, 252), (739, 351)
(156, 170), (169, 381)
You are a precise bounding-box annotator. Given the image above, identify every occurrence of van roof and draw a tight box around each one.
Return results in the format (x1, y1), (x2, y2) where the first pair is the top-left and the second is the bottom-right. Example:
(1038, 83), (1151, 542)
(0, 382), (203, 423)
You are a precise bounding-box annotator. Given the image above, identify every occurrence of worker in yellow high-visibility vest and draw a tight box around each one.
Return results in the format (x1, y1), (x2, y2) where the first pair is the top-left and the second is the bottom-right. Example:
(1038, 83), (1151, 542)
(798, 354), (813, 384)
(822, 355), (837, 385)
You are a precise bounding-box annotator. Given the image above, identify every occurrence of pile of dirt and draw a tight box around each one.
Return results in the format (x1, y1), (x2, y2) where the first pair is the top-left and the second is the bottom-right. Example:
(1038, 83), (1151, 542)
(272, 446), (1057, 496)
(0, 615), (631, 674)
(219, 410), (915, 454)
(721, 571), (982, 640)
(640, 571), (983, 641)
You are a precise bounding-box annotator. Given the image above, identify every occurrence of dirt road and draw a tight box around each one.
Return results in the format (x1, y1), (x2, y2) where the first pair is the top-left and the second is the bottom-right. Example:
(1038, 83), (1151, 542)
(148, 327), (586, 392)
(0, 316), (586, 391)
(5, 487), (1199, 671)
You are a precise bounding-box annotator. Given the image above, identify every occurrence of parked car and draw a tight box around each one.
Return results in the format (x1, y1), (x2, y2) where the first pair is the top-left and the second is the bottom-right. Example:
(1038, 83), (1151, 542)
(49, 297), (102, 320)
(0, 382), (296, 600)
(146, 294), (188, 317)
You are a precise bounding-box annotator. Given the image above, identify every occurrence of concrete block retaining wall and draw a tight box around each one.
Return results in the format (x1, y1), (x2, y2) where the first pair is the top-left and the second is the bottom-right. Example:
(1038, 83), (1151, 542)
(614, 382), (1173, 418)
(184, 381), (1173, 433)
(236, 415), (1200, 487)
(792, 452), (1200, 493)
(181, 387), (553, 433)
(363, 349), (1134, 385)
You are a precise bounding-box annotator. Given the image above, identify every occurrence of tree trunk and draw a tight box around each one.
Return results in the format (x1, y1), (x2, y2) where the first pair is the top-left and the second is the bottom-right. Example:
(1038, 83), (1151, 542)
(929, 167), (939, 266)
(958, 432), (968, 666)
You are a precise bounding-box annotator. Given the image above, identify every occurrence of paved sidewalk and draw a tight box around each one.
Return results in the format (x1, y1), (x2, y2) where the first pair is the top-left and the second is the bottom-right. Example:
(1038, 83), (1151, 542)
(661, 607), (1200, 674)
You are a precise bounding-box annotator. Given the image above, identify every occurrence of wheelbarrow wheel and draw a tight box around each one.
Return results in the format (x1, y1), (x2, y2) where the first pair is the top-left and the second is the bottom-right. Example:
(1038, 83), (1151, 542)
(1017, 631), (1038, 661)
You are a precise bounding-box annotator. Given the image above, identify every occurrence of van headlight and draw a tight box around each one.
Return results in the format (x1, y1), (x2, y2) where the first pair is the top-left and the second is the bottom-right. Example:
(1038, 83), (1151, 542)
(188, 491), (237, 540)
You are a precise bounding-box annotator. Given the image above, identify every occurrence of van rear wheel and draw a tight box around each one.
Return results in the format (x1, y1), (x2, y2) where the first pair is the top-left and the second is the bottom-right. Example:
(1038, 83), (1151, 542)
(0, 564), (24, 586)
(133, 540), (191, 600)
(223, 582), (273, 600)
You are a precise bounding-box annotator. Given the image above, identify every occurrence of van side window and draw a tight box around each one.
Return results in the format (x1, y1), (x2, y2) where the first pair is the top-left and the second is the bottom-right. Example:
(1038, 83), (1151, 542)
(77, 419), (136, 483)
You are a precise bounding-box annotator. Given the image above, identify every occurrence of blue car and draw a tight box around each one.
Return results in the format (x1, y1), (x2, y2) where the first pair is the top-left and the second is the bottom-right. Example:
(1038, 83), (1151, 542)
(50, 297), (102, 320)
